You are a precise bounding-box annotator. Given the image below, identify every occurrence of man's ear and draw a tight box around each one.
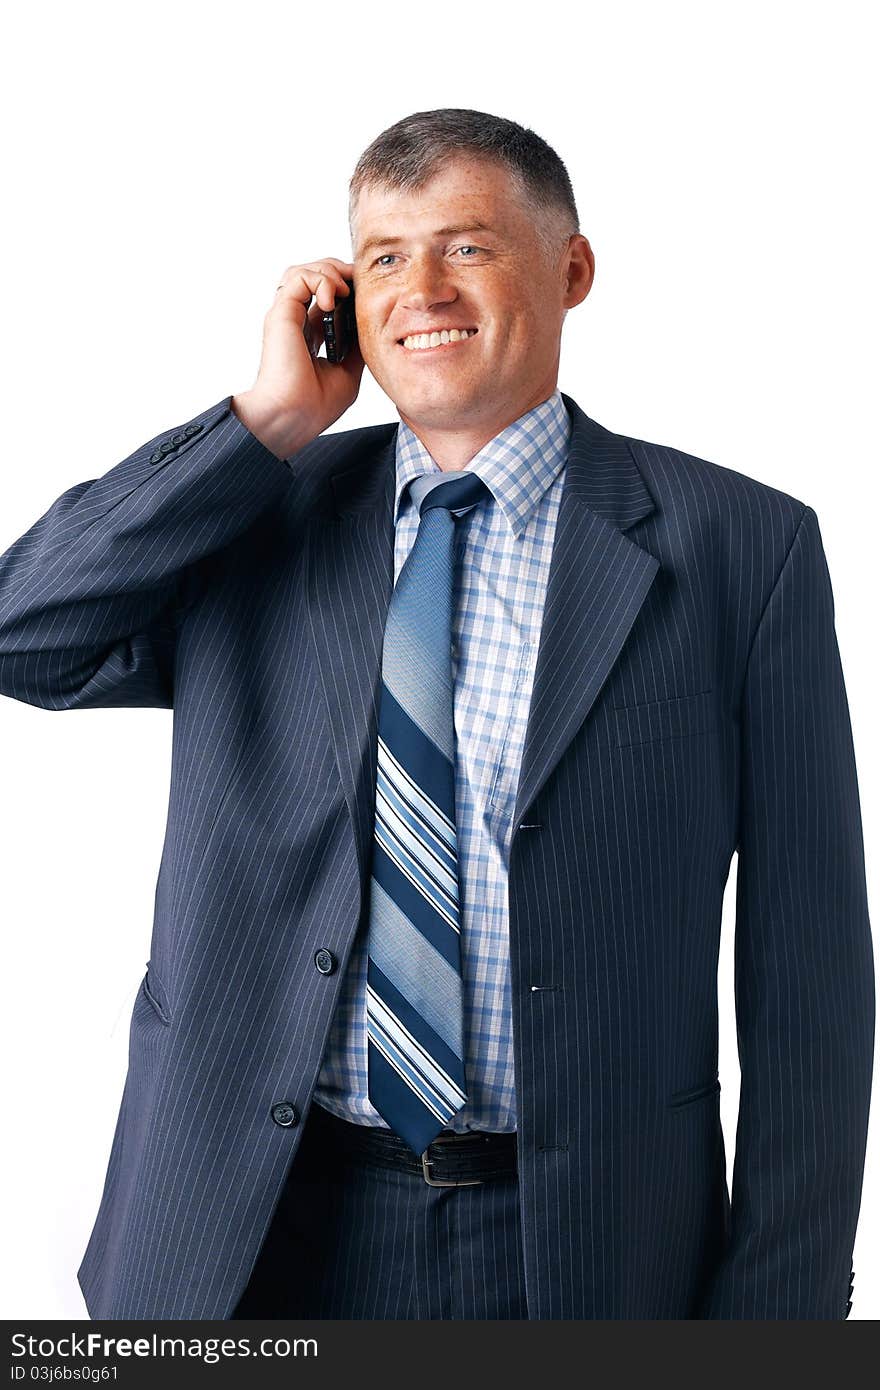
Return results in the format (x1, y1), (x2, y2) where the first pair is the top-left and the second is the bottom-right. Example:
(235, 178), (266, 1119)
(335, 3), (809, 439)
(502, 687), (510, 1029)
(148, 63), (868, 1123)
(564, 235), (594, 308)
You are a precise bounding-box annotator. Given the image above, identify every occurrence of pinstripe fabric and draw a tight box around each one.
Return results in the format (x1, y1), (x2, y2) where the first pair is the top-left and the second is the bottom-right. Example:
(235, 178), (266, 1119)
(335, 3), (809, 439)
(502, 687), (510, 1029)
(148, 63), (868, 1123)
(230, 1100), (528, 1319)
(0, 391), (872, 1319)
(316, 389), (571, 1134)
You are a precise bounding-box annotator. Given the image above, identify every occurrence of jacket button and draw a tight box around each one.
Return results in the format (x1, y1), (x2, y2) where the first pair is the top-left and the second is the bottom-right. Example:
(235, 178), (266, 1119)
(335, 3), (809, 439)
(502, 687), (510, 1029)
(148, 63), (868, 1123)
(184, 423), (203, 437)
(314, 948), (336, 975)
(271, 1101), (298, 1128)
(149, 450), (164, 464)
(159, 440), (175, 454)
(170, 432), (186, 445)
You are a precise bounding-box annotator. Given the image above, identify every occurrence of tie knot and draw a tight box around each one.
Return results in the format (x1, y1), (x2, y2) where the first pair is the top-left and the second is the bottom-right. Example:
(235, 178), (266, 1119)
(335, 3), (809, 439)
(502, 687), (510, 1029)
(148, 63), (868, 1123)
(413, 470), (491, 521)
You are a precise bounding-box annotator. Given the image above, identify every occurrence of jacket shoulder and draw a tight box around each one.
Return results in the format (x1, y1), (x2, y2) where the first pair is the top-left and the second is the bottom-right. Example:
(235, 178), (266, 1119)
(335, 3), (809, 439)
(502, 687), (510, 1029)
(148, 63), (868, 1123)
(605, 424), (812, 582)
(589, 419), (815, 610)
(618, 425), (810, 524)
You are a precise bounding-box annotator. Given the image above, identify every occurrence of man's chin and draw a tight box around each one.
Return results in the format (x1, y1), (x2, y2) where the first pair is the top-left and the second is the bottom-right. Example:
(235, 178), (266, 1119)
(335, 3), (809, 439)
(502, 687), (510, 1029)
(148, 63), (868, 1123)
(392, 386), (485, 430)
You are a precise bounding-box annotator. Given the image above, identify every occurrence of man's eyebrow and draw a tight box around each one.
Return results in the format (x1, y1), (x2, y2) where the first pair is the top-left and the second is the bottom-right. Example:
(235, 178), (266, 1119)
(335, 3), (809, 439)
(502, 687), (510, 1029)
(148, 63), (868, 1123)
(356, 221), (495, 258)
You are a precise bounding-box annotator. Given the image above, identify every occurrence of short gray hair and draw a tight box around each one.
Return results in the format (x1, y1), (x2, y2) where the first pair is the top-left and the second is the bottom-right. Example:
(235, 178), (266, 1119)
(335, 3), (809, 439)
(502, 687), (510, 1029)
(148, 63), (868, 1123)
(349, 108), (580, 265)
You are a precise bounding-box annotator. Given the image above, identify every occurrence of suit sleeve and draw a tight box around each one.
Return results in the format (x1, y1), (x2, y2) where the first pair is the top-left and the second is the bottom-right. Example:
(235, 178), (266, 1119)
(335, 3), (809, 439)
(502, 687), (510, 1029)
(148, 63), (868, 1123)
(0, 396), (292, 710)
(698, 504), (874, 1319)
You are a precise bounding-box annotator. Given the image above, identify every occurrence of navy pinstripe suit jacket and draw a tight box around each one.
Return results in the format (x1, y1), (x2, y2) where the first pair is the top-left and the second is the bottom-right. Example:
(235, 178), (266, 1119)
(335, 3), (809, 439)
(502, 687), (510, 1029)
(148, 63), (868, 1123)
(0, 392), (873, 1319)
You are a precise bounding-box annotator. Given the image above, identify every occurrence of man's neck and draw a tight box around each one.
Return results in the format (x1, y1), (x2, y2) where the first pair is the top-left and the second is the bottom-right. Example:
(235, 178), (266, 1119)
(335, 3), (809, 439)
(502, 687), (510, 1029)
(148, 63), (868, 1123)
(397, 386), (559, 471)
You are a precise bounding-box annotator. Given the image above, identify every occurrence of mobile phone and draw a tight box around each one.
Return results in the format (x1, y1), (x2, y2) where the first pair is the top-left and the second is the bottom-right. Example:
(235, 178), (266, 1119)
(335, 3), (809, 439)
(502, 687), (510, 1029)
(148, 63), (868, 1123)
(321, 279), (356, 363)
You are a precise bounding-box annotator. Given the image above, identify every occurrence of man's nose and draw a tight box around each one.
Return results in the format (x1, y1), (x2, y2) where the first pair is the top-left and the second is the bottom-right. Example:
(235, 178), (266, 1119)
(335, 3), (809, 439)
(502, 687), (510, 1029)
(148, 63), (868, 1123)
(401, 260), (457, 312)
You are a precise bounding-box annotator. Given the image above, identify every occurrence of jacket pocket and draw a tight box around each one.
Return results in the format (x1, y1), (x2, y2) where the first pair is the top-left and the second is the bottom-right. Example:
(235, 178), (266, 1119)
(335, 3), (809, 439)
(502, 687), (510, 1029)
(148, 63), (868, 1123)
(141, 962), (172, 1026)
(668, 1076), (720, 1109)
(614, 688), (715, 748)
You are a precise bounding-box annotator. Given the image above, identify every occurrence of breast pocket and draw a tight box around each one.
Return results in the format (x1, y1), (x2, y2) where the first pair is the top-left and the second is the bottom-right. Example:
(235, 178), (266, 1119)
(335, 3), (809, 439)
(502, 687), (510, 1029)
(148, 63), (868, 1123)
(613, 688), (715, 749)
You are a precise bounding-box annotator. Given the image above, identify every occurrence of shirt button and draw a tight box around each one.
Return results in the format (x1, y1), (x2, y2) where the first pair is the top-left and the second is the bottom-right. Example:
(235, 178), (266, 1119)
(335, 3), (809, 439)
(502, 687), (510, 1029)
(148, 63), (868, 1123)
(270, 1101), (299, 1128)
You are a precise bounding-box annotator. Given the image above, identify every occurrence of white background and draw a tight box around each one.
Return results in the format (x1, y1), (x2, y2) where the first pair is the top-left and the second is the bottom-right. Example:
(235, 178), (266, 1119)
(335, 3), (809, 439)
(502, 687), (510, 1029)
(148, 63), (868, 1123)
(1, 0), (876, 1320)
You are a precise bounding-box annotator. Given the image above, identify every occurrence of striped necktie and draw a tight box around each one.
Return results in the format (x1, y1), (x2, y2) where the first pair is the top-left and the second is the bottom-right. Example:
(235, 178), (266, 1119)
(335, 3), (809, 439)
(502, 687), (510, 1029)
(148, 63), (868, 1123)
(366, 468), (491, 1157)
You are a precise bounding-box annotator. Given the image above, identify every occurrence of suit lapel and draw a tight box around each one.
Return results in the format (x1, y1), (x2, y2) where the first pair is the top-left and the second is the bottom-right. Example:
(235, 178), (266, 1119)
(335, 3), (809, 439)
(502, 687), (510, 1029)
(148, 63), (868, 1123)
(304, 433), (397, 899)
(510, 396), (659, 828)
(305, 392), (660, 896)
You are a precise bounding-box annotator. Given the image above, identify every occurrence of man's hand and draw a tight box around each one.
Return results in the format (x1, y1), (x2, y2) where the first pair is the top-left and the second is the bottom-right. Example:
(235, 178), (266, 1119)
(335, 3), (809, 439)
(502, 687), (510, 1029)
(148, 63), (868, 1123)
(232, 257), (365, 460)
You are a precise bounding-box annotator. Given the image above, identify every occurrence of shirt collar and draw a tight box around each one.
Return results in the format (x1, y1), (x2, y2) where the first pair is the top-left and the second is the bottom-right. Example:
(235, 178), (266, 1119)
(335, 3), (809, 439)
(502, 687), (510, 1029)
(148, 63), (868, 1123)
(393, 389), (572, 538)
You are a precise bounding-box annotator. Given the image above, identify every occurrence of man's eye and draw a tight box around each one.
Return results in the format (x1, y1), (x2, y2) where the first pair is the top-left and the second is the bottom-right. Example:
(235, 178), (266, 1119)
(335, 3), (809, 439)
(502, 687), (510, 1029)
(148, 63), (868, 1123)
(373, 247), (480, 268)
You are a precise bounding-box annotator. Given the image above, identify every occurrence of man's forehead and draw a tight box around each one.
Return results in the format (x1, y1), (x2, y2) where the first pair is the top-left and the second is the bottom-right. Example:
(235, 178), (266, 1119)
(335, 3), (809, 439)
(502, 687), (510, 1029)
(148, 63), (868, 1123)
(356, 214), (496, 251)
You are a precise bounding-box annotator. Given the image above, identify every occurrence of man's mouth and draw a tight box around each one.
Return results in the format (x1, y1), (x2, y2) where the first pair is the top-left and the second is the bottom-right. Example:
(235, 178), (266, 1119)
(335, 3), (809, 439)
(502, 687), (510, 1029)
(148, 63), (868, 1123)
(396, 328), (478, 353)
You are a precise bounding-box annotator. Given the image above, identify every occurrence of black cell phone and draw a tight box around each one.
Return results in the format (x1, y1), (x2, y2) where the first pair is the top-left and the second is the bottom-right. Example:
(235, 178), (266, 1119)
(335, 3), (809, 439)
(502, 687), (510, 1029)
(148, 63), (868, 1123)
(321, 279), (356, 363)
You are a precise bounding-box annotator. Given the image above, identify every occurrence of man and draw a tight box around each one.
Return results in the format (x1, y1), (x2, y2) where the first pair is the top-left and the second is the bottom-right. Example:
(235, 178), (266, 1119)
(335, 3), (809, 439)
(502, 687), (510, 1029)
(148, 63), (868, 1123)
(0, 109), (872, 1320)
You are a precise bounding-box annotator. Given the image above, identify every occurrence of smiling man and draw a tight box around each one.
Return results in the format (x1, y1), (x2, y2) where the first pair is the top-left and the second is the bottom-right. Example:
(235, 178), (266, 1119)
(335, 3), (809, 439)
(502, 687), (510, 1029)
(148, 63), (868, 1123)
(0, 109), (872, 1321)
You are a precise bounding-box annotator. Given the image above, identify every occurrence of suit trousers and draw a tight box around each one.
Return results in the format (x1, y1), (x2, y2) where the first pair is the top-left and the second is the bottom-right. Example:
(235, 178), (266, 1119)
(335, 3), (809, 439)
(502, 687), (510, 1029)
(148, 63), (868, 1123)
(230, 1100), (529, 1319)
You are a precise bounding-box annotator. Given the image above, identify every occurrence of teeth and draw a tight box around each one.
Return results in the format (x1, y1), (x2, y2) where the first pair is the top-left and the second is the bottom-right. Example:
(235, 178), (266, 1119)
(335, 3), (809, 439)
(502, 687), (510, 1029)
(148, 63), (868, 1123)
(401, 329), (475, 351)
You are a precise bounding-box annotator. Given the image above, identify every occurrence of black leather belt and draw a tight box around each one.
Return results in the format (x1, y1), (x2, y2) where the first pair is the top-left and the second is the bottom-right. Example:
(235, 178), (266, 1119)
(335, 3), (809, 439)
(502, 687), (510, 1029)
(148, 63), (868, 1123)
(309, 1101), (517, 1187)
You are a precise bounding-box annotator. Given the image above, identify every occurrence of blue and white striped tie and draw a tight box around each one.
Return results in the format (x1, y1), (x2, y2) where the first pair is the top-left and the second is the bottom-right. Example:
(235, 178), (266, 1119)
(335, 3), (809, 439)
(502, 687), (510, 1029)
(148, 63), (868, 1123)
(366, 468), (491, 1157)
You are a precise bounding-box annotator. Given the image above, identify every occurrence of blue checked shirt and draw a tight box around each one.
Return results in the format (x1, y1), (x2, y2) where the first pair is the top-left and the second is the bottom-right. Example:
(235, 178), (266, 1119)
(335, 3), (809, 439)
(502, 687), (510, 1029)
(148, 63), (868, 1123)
(313, 388), (572, 1133)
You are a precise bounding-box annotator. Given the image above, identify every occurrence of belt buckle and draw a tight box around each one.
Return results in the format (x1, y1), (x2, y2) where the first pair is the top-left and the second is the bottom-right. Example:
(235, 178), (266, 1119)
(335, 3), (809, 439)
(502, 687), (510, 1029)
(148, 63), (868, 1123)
(420, 1134), (484, 1187)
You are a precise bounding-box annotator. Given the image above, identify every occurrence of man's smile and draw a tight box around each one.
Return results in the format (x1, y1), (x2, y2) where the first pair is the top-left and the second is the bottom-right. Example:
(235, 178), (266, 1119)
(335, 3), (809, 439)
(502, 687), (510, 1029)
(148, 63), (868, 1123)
(396, 327), (479, 353)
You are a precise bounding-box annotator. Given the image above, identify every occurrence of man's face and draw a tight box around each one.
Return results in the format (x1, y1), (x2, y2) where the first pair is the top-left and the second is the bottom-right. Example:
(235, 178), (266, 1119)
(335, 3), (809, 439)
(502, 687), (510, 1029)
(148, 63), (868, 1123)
(351, 156), (582, 433)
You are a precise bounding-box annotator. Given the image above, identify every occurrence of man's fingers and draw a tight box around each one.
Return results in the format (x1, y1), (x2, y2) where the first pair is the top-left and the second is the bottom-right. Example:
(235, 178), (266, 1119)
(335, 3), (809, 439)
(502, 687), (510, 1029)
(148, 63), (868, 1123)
(275, 261), (353, 314)
(303, 299), (326, 356)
